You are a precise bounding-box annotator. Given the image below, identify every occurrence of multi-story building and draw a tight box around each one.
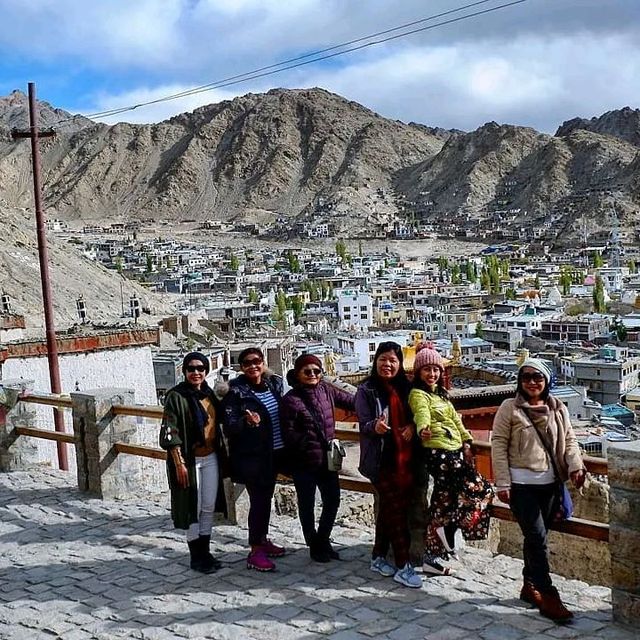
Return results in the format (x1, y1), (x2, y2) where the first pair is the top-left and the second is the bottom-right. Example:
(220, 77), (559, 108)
(327, 331), (413, 369)
(337, 291), (373, 330)
(559, 346), (640, 405)
(539, 314), (611, 343)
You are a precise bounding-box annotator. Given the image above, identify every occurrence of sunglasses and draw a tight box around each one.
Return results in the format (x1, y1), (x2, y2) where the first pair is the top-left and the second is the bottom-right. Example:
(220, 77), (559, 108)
(186, 365), (206, 373)
(521, 372), (546, 383)
(242, 357), (263, 367)
(301, 367), (322, 377)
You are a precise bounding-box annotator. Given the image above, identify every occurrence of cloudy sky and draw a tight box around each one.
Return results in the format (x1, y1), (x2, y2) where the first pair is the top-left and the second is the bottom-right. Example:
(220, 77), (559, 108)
(0, 0), (638, 133)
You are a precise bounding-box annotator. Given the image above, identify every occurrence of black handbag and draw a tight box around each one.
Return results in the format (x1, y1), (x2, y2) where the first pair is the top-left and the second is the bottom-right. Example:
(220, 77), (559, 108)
(523, 408), (574, 521)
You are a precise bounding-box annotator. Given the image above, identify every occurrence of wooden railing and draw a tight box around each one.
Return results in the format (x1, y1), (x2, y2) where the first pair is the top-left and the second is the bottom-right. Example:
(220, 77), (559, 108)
(11, 394), (610, 542)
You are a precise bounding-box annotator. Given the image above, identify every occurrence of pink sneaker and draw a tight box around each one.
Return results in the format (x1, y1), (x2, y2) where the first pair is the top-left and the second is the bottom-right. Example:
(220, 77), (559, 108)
(247, 549), (275, 572)
(261, 539), (286, 558)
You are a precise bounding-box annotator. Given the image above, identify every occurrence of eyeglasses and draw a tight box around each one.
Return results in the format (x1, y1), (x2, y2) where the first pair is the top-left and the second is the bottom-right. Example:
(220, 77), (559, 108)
(186, 365), (206, 373)
(241, 357), (263, 367)
(521, 372), (546, 383)
(301, 368), (322, 377)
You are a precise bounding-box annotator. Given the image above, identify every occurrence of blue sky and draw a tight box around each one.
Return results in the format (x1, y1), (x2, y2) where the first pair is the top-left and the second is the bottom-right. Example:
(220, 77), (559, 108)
(1, 0), (639, 132)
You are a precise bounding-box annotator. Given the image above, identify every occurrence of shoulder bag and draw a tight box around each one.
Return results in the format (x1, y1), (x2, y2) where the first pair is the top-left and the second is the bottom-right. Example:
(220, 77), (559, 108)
(523, 407), (573, 521)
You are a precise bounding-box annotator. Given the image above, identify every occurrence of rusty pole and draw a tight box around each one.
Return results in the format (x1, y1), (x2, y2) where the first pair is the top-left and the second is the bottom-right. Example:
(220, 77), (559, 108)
(11, 82), (68, 470)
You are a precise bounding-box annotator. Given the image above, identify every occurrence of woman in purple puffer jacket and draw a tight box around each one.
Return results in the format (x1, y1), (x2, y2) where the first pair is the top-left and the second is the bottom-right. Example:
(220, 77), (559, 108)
(280, 354), (355, 563)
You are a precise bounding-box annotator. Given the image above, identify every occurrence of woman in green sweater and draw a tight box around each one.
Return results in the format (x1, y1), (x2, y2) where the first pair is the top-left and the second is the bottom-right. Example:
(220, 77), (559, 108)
(159, 352), (228, 573)
(409, 343), (474, 576)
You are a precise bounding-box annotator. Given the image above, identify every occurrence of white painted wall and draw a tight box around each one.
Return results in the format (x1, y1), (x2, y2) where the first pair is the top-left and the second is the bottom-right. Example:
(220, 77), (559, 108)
(3, 346), (162, 488)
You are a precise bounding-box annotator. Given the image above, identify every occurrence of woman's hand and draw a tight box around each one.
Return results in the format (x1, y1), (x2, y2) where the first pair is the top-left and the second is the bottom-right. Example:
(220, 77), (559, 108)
(170, 447), (189, 489)
(374, 415), (390, 434)
(399, 424), (414, 442)
(496, 489), (510, 504)
(462, 443), (474, 466)
(418, 427), (432, 440)
(570, 469), (586, 489)
(245, 409), (261, 426)
(175, 462), (189, 489)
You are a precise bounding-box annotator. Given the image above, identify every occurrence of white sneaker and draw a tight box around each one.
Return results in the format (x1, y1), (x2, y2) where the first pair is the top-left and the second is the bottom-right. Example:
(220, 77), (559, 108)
(422, 554), (455, 576)
(436, 526), (460, 560)
(370, 556), (396, 577)
(393, 563), (422, 588)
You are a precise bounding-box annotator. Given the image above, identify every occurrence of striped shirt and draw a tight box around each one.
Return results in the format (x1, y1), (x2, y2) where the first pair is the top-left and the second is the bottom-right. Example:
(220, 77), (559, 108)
(252, 389), (284, 450)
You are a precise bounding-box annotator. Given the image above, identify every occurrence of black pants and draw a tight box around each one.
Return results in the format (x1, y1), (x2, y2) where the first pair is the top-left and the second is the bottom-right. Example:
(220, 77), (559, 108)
(509, 483), (557, 591)
(292, 467), (341, 546)
(245, 479), (276, 546)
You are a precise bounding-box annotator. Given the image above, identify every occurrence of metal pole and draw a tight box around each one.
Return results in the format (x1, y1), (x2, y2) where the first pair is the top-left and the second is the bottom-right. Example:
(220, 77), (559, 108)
(26, 82), (68, 470)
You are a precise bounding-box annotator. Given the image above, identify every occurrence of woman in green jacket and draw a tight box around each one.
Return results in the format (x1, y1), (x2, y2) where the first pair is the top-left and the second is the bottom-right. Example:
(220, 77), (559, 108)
(409, 343), (475, 576)
(159, 352), (228, 573)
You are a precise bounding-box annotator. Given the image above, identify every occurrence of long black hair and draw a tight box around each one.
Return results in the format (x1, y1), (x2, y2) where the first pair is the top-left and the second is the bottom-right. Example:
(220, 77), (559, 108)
(367, 341), (410, 394)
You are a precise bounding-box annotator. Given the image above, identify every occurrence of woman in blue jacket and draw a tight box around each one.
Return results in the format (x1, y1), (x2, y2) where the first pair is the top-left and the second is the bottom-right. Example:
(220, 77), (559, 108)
(220, 347), (287, 572)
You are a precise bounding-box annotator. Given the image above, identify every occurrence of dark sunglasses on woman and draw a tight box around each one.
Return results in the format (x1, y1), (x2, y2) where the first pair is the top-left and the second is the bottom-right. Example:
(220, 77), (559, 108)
(186, 365), (206, 373)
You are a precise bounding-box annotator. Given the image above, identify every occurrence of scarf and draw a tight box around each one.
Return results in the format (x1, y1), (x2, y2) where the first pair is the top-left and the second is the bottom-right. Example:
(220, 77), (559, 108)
(387, 386), (413, 486)
(173, 380), (213, 447)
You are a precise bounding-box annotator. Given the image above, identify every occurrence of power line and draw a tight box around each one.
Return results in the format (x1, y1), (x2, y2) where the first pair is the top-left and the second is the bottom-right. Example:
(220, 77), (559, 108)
(59, 0), (530, 124)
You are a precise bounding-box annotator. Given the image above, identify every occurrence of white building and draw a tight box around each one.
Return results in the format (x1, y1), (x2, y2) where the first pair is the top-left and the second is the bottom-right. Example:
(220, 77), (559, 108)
(327, 331), (413, 369)
(337, 291), (373, 330)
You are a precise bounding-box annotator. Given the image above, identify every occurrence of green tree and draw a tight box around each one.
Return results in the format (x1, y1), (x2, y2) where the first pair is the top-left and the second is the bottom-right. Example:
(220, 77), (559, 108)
(274, 289), (288, 321)
(451, 263), (461, 285)
(465, 261), (477, 283)
(474, 321), (484, 338)
(616, 322), (628, 342)
(559, 267), (572, 296)
(593, 251), (604, 268)
(358, 240), (363, 257)
(290, 296), (305, 321)
(115, 256), (123, 275)
(230, 254), (239, 271)
(335, 239), (347, 261)
(145, 254), (153, 274)
(534, 274), (541, 290)
(287, 250), (301, 273)
(593, 275), (606, 312)
(627, 259), (636, 274)
(248, 289), (259, 304)
(505, 288), (517, 300)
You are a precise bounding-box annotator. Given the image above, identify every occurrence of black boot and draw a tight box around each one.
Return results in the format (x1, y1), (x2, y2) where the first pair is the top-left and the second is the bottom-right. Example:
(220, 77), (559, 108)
(318, 536), (340, 561)
(187, 539), (203, 572)
(187, 539), (216, 574)
(199, 535), (221, 571)
(309, 535), (331, 563)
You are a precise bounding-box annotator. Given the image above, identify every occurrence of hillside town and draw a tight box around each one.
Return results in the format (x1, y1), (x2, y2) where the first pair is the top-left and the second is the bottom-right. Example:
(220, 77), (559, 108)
(3, 220), (640, 460)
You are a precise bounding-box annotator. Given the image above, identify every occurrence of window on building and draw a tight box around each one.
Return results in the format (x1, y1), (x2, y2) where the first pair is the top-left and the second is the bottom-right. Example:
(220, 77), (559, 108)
(369, 343), (376, 351)
(360, 306), (368, 312)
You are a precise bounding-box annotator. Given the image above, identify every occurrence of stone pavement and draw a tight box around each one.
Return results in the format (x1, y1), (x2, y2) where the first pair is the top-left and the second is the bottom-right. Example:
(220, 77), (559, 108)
(0, 470), (634, 640)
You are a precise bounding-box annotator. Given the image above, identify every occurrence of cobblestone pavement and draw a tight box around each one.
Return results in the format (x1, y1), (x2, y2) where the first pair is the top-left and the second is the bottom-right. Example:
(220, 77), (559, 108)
(0, 470), (634, 640)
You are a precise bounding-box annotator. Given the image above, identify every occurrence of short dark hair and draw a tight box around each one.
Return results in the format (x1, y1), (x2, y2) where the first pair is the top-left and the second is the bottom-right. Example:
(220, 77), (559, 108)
(238, 347), (264, 365)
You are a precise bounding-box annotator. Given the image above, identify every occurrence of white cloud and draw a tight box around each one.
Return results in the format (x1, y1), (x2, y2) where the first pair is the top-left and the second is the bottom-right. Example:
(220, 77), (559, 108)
(2, 1), (638, 131)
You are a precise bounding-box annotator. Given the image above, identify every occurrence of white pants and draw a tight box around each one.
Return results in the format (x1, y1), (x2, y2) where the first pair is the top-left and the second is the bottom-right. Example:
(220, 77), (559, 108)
(186, 452), (219, 542)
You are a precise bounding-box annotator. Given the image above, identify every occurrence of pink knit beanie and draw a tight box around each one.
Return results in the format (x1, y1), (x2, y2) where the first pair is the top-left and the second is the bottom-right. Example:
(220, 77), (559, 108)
(413, 342), (445, 373)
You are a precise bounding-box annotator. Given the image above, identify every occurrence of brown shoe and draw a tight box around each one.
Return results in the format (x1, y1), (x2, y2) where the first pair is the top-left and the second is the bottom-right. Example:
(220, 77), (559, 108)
(520, 581), (543, 607)
(539, 587), (574, 623)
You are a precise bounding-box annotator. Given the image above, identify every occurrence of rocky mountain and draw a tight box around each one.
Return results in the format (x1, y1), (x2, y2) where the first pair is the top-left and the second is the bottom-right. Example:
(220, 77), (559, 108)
(0, 88), (638, 244)
(556, 107), (640, 147)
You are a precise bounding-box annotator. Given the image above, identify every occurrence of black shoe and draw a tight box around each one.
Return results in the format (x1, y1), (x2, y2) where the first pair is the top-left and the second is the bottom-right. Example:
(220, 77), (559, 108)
(199, 535), (222, 571)
(323, 541), (341, 560)
(187, 539), (217, 574)
(309, 544), (331, 563)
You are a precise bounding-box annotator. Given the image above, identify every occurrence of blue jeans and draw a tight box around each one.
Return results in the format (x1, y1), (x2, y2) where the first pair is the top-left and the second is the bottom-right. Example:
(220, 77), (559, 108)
(509, 483), (557, 591)
(292, 468), (340, 546)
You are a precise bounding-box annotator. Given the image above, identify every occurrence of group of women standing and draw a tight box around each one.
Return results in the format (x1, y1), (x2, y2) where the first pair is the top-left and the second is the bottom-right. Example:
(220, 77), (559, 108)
(160, 345), (586, 625)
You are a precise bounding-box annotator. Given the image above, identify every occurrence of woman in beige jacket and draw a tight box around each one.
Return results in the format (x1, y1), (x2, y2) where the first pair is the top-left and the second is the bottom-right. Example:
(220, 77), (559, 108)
(491, 358), (585, 623)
